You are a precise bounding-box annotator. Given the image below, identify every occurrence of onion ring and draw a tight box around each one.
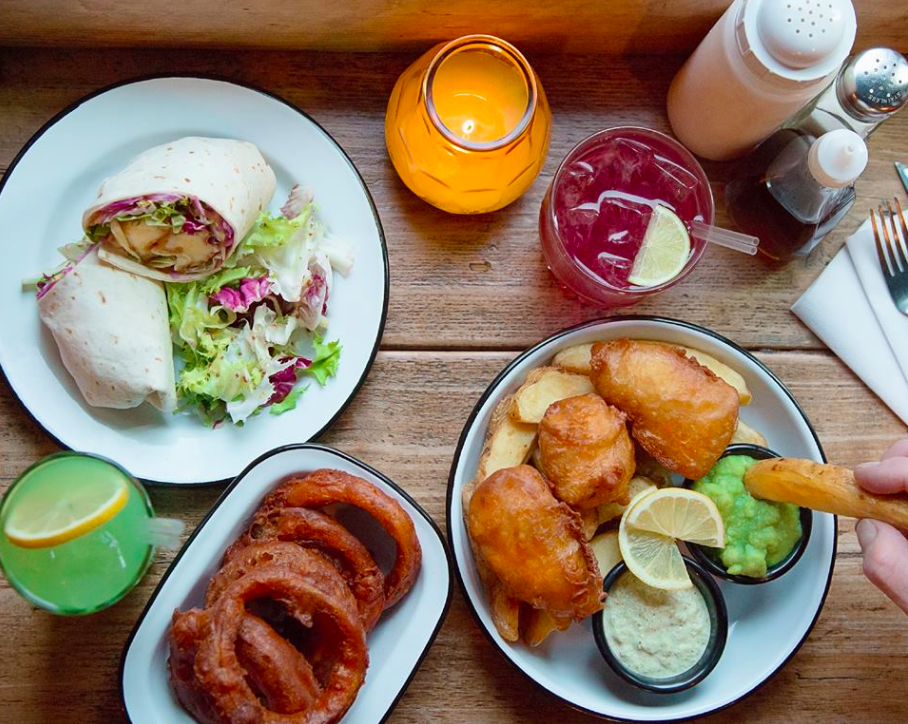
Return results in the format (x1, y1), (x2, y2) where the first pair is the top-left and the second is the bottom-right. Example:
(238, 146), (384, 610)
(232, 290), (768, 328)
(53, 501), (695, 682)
(194, 564), (368, 724)
(170, 608), (320, 720)
(207, 541), (345, 607)
(261, 469), (422, 608)
(225, 508), (385, 631)
(170, 609), (219, 724)
(236, 613), (321, 714)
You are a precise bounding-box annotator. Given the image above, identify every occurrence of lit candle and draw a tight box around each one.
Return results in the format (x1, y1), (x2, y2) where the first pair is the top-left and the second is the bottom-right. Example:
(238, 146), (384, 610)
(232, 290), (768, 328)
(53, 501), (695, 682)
(385, 35), (551, 214)
(430, 47), (530, 145)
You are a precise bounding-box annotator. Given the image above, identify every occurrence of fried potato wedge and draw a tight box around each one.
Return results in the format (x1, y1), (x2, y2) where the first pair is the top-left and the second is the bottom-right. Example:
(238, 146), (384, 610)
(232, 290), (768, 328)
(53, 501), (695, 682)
(490, 584), (521, 643)
(589, 529), (622, 577)
(732, 419), (768, 447)
(511, 367), (595, 424)
(522, 608), (566, 647)
(597, 475), (658, 525)
(475, 394), (537, 484)
(678, 346), (752, 405)
(579, 508), (600, 541)
(552, 343), (594, 375)
(745, 458), (908, 530)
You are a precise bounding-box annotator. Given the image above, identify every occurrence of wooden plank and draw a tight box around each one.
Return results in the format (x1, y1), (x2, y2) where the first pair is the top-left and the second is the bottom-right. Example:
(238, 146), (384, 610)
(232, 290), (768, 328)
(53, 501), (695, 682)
(1, 48), (906, 351)
(0, 349), (905, 723)
(0, 0), (905, 54)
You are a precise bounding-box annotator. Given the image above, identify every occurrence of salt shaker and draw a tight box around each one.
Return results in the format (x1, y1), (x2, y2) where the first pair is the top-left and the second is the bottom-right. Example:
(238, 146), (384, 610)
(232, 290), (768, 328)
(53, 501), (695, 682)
(667, 0), (857, 162)
(784, 47), (908, 138)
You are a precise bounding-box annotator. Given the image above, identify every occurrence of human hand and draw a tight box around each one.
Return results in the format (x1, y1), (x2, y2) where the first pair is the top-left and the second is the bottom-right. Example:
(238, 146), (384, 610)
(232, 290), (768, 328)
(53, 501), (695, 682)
(855, 439), (908, 614)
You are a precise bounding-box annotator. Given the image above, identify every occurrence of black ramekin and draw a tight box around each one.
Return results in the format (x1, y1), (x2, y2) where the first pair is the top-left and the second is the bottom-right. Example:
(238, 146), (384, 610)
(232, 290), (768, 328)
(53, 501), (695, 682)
(592, 557), (728, 694)
(683, 443), (813, 585)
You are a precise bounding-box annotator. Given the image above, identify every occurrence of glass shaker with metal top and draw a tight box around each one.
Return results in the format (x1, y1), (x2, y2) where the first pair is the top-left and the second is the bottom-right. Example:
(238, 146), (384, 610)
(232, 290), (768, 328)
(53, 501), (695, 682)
(784, 47), (908, 138)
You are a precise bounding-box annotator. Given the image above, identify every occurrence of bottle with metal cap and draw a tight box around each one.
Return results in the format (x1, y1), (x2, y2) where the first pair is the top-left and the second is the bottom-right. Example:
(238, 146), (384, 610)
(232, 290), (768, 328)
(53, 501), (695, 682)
(784, 47), (908, 137)
(725, 129), (868, 261)
(667, 0), (857, 162)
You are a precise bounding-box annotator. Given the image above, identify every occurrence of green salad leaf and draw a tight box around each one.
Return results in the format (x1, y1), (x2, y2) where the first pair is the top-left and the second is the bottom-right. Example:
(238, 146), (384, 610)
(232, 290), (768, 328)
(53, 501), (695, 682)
(302, 337), (341, 386)
(269, 385), (309, 416)
(161, 197), (342, 426)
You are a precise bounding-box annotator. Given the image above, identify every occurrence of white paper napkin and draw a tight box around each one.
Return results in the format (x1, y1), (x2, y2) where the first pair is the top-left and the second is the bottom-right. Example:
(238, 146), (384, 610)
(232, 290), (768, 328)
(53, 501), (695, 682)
(792, 218), (908, 426)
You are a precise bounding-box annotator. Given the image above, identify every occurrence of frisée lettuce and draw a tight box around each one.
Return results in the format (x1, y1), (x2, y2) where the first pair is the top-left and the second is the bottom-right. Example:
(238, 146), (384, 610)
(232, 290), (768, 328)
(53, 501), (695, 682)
(165, 186), (353, 425)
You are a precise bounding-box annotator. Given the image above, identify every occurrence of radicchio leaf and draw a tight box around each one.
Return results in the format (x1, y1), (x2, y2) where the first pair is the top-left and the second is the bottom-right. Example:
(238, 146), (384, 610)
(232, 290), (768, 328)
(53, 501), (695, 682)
(210, 276), (273, 313)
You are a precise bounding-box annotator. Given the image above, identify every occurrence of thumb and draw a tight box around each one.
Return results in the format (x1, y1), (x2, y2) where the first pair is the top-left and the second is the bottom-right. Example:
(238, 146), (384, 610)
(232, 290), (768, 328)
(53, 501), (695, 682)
(854, 456), (908, 495)
(857, 519), (908, 614)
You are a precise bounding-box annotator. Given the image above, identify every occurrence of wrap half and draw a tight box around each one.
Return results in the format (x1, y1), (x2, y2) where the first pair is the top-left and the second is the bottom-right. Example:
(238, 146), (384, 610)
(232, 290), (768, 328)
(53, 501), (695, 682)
(82, 137), (276, 282)
(38, 247), (177, 411)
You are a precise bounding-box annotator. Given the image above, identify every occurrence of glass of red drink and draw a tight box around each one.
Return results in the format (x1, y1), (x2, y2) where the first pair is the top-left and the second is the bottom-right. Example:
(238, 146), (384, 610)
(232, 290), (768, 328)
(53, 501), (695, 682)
(539, 127), (714, 307)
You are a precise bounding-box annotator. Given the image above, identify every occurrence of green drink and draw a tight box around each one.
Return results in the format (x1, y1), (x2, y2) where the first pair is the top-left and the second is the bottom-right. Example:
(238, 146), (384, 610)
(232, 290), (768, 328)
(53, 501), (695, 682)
(0, 452), (155, 615)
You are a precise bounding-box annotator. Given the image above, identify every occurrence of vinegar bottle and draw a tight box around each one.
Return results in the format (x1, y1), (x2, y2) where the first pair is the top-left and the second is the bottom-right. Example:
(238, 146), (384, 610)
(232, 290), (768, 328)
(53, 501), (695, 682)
(725, 129), (868, 261)
(667, 0), (856, 161)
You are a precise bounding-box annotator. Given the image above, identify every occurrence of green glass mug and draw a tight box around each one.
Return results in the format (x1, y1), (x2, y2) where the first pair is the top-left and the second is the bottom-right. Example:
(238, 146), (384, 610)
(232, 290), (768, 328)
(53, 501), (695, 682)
(0, 452), (182, 615)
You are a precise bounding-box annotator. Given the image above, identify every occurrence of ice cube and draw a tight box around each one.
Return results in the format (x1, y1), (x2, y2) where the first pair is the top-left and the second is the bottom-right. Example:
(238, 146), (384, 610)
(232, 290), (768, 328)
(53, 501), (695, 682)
(560, 205), (599, 247)
(558, 159), (596, 208)
(596, 250), (634, 286)
(652, 153), (700, 207)
(613, 138), (656, 187)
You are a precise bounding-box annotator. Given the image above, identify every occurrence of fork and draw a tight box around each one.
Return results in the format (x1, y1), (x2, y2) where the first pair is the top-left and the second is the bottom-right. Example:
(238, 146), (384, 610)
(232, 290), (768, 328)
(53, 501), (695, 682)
(869, 198), (908, 316)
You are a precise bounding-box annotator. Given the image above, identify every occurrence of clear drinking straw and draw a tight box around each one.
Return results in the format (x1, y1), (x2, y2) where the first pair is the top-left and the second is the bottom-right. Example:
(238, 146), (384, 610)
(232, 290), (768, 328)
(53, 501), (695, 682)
(690, 220), (760, 256)
(143, 517), (186, 550)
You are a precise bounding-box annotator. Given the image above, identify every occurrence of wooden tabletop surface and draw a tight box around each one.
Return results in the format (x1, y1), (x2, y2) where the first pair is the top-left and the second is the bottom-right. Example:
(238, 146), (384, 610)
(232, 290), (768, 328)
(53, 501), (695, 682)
(1, 47), (907, 724)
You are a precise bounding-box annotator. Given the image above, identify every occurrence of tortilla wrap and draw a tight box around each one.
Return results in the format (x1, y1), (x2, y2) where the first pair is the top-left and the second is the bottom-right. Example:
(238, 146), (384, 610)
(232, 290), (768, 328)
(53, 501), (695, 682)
(83, 137), (276, 282)
(38, 248), (177, 411)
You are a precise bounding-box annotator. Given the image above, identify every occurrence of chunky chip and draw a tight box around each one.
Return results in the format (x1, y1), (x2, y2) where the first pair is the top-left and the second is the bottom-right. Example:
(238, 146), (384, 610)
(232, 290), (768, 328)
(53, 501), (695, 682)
(744, 458), (908, 529)
(511, 367), (595, 424)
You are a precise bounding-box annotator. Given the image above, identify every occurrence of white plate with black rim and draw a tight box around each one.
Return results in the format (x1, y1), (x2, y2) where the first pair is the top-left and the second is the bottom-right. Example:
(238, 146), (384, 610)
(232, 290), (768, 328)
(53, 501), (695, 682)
(0, 75), (388, 484)
(446, 316), (836, 722)
(121, 443), (452, 724)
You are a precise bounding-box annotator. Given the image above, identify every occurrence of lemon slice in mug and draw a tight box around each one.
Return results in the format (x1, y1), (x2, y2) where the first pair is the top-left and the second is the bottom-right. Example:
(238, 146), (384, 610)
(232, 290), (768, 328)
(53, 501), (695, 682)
(628, 205), (691, 287)
(4, 475), (129, 549)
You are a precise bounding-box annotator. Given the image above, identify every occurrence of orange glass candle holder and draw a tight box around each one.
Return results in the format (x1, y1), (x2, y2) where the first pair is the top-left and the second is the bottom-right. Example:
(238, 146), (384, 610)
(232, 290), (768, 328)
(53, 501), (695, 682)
(385, 35), (551, 214)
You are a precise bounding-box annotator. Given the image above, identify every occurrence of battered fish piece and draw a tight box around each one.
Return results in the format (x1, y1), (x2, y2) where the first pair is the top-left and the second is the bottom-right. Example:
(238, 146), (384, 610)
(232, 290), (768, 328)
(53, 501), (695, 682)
(538, 393), (635, 509)
(590, 339), (739, 480)
(467, 465), (603, 622)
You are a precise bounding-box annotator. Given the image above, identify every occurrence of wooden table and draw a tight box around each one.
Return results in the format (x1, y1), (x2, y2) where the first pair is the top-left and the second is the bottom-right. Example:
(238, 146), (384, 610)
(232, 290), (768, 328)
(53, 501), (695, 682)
(1, 47), (907, 724)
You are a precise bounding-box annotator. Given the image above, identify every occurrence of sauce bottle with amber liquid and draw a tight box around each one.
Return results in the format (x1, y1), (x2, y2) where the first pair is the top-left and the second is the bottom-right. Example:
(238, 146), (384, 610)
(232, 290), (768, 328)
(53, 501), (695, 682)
(725, 129), (867, 261)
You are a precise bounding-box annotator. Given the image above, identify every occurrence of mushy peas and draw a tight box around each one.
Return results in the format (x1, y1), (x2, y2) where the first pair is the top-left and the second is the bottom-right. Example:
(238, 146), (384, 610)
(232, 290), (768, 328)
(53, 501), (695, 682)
(603, 572), (710, 679)
(693, 455), (802, 578)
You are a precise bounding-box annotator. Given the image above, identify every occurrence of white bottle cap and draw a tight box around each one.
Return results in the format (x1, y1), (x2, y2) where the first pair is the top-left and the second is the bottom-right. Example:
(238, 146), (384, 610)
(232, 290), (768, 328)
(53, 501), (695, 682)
(757, 0), (847, 68)
(807, 129), (868, 187)
(737, 0), (856, 86)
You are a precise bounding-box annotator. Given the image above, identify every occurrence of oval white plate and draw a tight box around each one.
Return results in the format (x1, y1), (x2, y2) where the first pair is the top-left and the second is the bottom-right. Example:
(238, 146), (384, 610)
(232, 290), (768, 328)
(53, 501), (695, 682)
(121, 444), (452, 724)
(0, 76), (388, 484)
(446, 316), (835, 722)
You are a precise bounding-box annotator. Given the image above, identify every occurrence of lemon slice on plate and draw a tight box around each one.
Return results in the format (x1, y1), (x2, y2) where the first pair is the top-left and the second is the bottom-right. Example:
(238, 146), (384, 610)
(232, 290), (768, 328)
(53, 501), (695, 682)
(628, 205), (691, 287)
(4, 475), (128, 549)
(625, 488), (725, 547)
(619, 519), (691, 590)
(618, 487), (726, 590)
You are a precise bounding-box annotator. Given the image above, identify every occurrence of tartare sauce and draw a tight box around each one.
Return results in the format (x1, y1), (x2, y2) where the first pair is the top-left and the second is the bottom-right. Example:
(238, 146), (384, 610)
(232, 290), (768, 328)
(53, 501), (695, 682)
(602, 572), (710, 679)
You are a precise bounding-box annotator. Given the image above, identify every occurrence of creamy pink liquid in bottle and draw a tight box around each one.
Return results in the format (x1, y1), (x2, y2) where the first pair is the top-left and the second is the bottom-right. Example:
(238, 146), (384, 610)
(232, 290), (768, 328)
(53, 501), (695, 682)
(668, 0), (856, 162)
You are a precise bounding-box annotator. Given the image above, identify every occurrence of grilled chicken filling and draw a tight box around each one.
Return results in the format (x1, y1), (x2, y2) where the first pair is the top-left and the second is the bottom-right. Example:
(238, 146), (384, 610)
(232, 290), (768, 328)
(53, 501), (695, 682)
(108, 218), (221, 273)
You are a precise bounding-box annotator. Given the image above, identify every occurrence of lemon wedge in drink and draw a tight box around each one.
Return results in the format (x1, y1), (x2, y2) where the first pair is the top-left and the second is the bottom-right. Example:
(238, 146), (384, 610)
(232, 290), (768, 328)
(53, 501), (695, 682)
(627, 205), (691, 287)
(618, 488), (725, 590)
(3, 474), (129, 549)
